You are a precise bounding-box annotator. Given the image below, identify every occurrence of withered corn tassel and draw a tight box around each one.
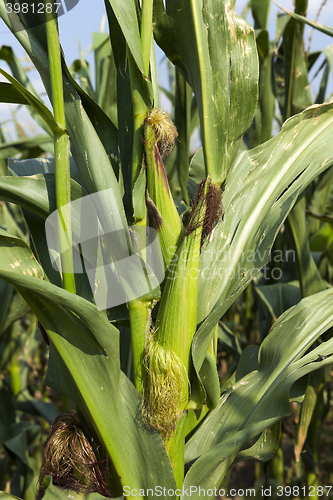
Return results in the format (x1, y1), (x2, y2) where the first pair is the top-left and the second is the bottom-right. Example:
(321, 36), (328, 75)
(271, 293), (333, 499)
(38, 412), (111, 497)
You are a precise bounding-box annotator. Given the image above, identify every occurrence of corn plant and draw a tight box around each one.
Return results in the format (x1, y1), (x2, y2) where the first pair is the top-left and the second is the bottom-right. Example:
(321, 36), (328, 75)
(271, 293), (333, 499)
(1, 0), (333, 499)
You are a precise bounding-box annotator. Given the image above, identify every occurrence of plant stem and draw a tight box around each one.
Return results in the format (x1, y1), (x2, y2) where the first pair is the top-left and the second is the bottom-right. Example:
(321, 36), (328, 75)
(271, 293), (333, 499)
(129, 1), (156, 386)
(45, 3), (75, 294)
(10, 355), (21, 395)
(270, 445), (284, 482)
(129, 299), (154, 394)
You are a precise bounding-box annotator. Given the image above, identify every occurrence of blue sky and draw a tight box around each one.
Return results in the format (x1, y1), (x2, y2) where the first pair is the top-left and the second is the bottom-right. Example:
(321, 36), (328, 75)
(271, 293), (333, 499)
(0, 0), (333, 137)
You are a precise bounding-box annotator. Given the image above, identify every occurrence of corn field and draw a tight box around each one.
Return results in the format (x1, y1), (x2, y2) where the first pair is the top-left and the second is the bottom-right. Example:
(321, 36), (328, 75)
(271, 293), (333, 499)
(1, 0), (333, 499)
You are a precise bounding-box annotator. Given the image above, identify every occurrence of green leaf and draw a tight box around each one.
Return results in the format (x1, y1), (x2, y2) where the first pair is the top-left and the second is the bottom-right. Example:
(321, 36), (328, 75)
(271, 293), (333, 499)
(193, 100), (333, 379)
(0, 82), (29, 104)
(275, 0), (312, 121)
(0, 287), (29, 336)
(0, 228), (44, 280)
(0, 135), (54, 160)
(274, 2), (333, 38)
(104, 2), (134, 215)
(175, 68), (191, 204)
(0, 492), (21, 500)
(104, 0), (145, 74)
(238, 422), (281, 462)
(0, 3), (122, 222)
(255, 281), (301, 322)
(217, 322), (242, 357)
(0, 44), (53, 135)
(22, 208), (62, 289)
(91, 32), (118, 127)
(0, 280), (14, 334)
(308, 47), (333, 104)
(250, 30), (275, 147)
(3, 422), (40, 468)
(183, 418), (279, 499)
(1, 158), (94, 295)
(275, 13), (290, 45)
(285, 195), (326, 297)
(233, 345), (259, 385)
(70, 57), (95, 99)
(309, 223), (333, 252)
(189, 148), (205, 185)
(104, 0), (153, 215)
(197, 353), (220, 410)
(14, 389), (59, 425)
(251, 0), (270, 30)
(62, 53), (120, 177)
(183, 289), (333, 496)
(307, 165), (333, 234)
(43, 482), (124, 500)
(0, 233), (176, 497)
(0, 384), (15, 435)
(154, 0), (259, 185)
(294, 384), (317, 463)
(132, 167), (146, 223)
(0, 173), (87, 220)
(0, 68), (64, 135)
(8, 156), (84, 184)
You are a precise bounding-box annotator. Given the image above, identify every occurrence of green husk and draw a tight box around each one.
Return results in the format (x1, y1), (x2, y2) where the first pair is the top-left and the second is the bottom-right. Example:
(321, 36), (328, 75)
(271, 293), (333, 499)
(143, 178), (222, 434)
(144, 109), (183, 270)
(143, 335), (188, 437)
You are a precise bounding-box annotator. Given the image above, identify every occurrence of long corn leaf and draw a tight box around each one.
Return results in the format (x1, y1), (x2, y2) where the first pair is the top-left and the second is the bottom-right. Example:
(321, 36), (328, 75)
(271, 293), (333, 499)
(274, 2), (333, 38)
(183, 288), (333, 498)
(0, 232), (176, 499)
(153, 0), (259, 185)
(193, 100), (333, 380)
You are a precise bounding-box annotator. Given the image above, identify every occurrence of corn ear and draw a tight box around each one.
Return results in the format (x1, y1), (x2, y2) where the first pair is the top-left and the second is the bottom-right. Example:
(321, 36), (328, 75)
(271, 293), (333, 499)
(156, 178), (211, 362)
(143, 178), (221, 433)
(143, 336), (188, 438)
(144, 109), (183, 270)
